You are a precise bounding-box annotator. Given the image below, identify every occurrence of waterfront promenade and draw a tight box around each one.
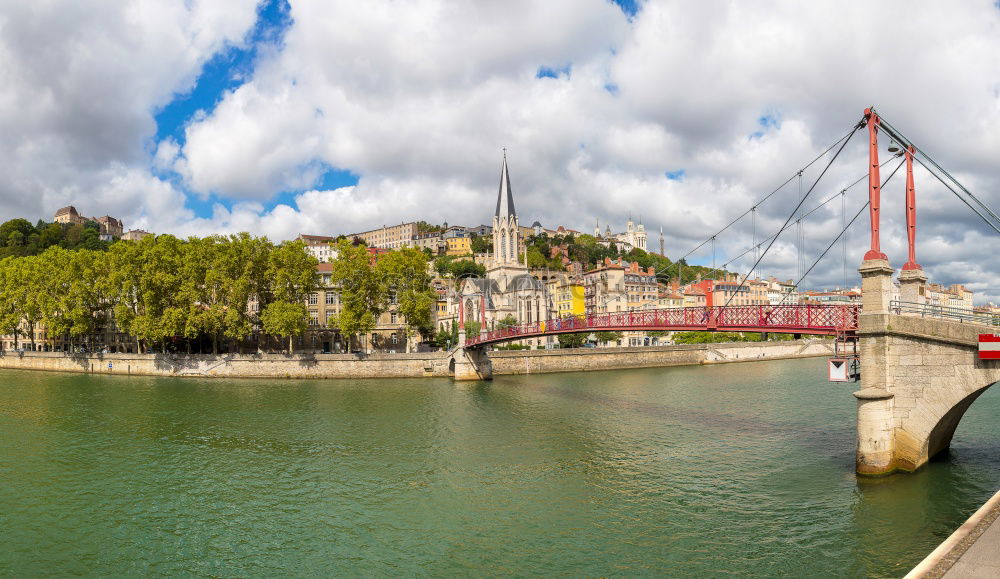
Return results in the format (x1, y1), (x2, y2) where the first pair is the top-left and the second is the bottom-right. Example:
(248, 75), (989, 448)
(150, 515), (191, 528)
(907, 489), (1000, 577)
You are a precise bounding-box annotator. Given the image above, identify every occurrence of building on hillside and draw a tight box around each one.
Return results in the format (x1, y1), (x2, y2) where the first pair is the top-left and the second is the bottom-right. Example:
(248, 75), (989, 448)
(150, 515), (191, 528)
(93, 216), (123, 241)
(412, 232), (445, 254)
(467, 224), (493, 236)
(925, 283), (974, 311)
(765, 277), (799, 305)
(53, 206), (124, 240)
(349, 222), (419, 249)
(297, 234), (338, 262)
(121, 229), (153, 241)
(550, 275), (585, 318)
(445, 236), (472, 256)
(54, 206), (85, 225)
(584, 258), (627, 315)
(684, 274), (771, 308)
(593, 216), (648, 252)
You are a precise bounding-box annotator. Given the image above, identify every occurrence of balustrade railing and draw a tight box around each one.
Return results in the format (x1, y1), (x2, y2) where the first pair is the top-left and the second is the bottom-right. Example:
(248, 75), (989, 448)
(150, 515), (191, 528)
(465, 304), (859, 346)
(889, 300), (998, 326)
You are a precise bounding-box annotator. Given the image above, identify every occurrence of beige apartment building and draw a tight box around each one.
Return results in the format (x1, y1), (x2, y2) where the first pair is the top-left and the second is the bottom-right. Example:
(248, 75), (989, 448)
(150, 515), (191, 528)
(350, 222), (419, 249)
(295, 263), (412, 353)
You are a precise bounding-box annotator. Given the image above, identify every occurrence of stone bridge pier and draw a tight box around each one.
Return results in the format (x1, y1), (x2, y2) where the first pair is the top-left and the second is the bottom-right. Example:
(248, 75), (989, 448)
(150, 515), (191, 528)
(855, 258), (1000, 475)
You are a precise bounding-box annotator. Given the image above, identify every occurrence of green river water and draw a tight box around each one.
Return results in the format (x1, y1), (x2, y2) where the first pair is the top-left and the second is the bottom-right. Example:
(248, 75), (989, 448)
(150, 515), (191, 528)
(1, 358), (998, 577)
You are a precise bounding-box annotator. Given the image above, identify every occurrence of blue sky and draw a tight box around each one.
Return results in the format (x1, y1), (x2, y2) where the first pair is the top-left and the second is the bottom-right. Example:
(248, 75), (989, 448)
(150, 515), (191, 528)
(153, 0), (641, 220)
(153, 0), (359, 219)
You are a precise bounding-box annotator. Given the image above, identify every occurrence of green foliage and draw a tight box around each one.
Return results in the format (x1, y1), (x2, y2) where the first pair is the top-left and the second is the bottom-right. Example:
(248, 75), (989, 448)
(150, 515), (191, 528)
(494, 343), (529, 350)
(0, 218), (114, 258)
(434, 255), (486, 279)
(671, 331), (794, 344)
(329, 241), (437, 349)
(594, 331), (624, 343)
(261, 301), (309, 353)
(0, 232), (318, 353)
(557, 333), (588, 348)
(416, 221), (444, 234)
(330, 240), (381, 339)
(434, 320), (458, 349)
(378, 247), (437, 341)
(463, 320), (481, 336)
(470, 233), (491, 254)
(497, 314), (518, 329)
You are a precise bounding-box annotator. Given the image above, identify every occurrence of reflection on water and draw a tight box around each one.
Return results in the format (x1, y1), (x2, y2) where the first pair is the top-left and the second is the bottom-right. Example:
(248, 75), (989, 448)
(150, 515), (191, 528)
(0, 359), (998, 576)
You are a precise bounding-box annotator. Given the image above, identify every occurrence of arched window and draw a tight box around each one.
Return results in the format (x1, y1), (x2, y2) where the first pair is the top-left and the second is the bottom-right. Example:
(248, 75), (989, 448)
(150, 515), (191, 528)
(501, 230), (507, 261)
(509, 230), (516, 262)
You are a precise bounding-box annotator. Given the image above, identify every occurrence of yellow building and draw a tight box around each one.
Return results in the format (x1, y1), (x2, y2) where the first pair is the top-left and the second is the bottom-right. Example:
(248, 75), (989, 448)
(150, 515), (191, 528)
(551, 277), (585, 318)
(445, 237), (472, 256)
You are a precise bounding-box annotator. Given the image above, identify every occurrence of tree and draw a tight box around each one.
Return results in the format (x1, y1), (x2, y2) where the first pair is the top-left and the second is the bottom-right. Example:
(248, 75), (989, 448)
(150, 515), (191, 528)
(261, 301), (309, 353)
(557, 333), (587, 348)
(594, 331), (623, 345)
(497, 314), (518, 329)
(330, 239), (383, 345)
(0, 257), (22, 348)
(376, 247), (436, 351)
(448, 259), (485, 279)
(470, 233), (491, 254)
(463, 320), (481, 336)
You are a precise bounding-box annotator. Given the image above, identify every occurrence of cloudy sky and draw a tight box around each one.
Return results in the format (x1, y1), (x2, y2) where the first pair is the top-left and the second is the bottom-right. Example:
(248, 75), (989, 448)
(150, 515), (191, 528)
(2, 1), (1000, 298)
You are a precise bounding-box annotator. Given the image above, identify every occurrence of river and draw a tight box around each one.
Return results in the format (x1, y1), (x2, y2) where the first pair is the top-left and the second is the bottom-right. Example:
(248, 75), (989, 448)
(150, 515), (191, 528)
(1, 358), (998, 576)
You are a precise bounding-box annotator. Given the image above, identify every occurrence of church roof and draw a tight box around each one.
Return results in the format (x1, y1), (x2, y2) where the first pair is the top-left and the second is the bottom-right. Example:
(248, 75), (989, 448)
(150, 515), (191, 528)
(508, 273), (544, 291)
(495, 153), (515, 219)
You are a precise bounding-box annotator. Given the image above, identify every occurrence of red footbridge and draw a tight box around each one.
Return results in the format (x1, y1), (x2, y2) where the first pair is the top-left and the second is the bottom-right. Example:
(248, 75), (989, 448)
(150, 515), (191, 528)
(465, 304), (859, 348)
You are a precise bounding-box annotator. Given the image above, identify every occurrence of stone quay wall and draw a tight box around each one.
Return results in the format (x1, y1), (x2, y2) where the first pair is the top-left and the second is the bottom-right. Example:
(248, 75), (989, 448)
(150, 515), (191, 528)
(0, 350), (455, 379)
(0, 339), (834, 379)
(490, 339), (835, 375)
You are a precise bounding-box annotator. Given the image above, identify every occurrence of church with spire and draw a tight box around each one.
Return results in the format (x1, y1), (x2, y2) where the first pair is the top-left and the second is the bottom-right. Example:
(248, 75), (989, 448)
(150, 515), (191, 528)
(457, 152), (548, 334)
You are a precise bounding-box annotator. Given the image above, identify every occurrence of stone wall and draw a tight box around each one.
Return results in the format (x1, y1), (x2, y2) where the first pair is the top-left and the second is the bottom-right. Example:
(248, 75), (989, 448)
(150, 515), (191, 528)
(0, 350), (454, 379)
(0, 339), (834, 379)
(490, 339), (834, 375)
(856, 312), (1000, 474)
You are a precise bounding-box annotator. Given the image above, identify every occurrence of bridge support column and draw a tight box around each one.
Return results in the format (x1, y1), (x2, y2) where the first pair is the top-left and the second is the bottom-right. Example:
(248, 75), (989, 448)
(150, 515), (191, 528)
(452, 347), (493, 381)
(855, 258), (897, 475)
(898, 268), (927, 305)
(853, 257), (1000, 475)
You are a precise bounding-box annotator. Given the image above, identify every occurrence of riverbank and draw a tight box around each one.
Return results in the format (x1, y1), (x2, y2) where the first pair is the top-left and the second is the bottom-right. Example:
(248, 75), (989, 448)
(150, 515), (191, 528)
(906, 488), (1000, 578)
(0, 339), (835, 379)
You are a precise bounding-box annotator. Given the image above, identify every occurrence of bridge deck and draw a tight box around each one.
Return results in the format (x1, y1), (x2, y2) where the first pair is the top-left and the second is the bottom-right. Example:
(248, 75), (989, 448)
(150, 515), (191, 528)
(466, 304), (859, 347)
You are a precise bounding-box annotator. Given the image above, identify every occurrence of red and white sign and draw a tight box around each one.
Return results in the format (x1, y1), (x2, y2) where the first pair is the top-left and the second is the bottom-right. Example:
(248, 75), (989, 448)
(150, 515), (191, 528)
(978, 334), (1000, 359)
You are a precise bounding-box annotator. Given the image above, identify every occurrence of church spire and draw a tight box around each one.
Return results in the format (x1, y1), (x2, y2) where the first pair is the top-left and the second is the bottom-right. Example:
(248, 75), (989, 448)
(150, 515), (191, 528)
(495, 149), (515, 219)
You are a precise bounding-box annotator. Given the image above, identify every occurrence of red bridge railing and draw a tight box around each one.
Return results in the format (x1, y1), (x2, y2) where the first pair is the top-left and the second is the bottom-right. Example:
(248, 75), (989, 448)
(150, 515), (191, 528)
(465, 304), (859, 347)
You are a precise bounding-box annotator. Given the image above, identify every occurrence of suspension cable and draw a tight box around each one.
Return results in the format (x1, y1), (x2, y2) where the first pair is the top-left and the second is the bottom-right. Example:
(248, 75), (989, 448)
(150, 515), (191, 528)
(773, 157), (906, 307)
(721, 120), (863, 306)
(876, 113), (1000, 233)
(689, 156), (895, 283)
(656, 122), (863, 280)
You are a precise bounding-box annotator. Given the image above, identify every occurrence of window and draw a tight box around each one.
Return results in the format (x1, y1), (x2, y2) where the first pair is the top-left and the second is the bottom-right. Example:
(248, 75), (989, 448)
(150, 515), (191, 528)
(309, 312), (319, 325)
(326, 292), (336, 305)
(309, 293), (318, 305)
(391, 333), (398, 345)
(390, 313), (398, 324)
